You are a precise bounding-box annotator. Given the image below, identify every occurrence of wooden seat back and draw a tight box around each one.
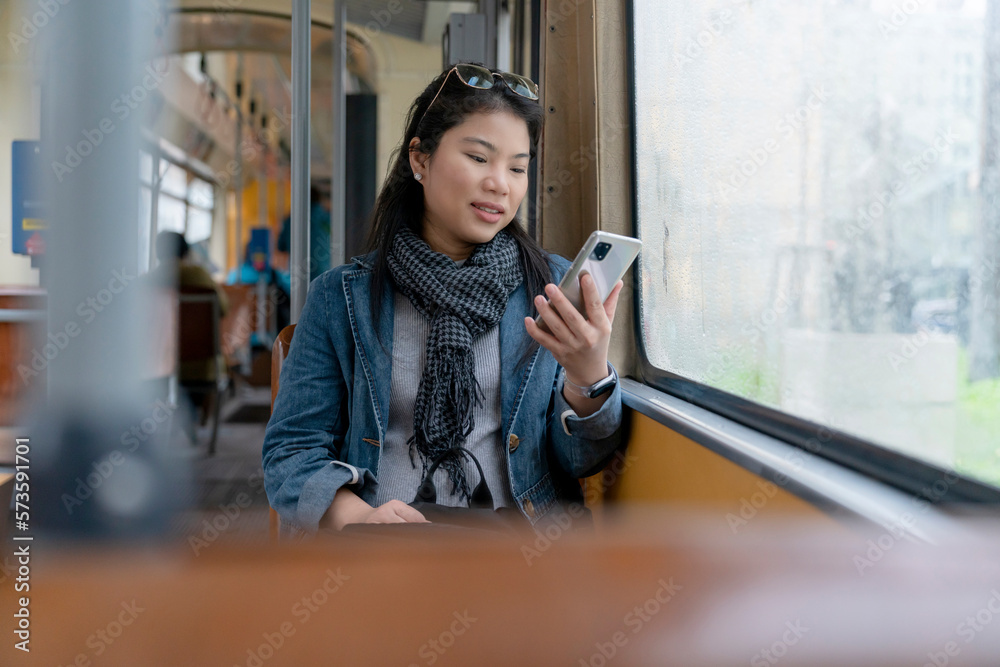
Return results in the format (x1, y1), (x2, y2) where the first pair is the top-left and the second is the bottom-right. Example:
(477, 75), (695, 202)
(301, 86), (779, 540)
(144, 286), (178, 381)
(270, 324), (296, 410)
(269, 324), (296, 540)
(178, 288), (221, 364)
(219, 284), (254, 366)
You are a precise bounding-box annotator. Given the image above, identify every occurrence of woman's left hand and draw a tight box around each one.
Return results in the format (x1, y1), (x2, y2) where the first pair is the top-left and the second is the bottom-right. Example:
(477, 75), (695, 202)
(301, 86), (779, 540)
(524, 274), (623, 413)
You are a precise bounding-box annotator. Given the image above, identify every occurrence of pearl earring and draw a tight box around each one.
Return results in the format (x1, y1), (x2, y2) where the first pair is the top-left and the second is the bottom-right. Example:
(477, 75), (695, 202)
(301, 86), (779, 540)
(414, 173), (422, 181)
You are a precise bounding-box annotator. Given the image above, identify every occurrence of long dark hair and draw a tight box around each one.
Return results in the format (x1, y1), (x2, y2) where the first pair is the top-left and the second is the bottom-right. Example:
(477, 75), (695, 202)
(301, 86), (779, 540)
(365, 64), (550, 350)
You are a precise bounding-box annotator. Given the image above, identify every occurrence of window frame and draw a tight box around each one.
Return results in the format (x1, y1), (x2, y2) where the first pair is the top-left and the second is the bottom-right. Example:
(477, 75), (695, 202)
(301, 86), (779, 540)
(623, 0), (1000, 505)
(150, 160), (215, 242)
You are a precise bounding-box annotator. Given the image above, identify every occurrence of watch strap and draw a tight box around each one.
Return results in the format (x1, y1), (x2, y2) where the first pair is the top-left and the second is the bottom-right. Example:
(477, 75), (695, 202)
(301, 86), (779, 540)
(562, 363), (617, 399)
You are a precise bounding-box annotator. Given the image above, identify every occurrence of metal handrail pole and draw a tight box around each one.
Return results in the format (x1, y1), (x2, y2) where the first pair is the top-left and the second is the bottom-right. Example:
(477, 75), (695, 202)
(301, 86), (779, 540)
(290, 0), (312, 321)
(330, 0), (346, 269)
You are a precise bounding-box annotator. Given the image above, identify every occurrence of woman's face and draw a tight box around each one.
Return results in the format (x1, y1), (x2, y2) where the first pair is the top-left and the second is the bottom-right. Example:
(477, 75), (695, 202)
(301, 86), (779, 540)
(409, 110), (531, 261)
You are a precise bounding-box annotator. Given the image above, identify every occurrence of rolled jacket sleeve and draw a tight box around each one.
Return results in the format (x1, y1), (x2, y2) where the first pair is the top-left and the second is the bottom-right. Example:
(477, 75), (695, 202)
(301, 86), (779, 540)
(296, 460), (377, 531)
(262, 269), (374, 533)
(547, 362), (624, 479)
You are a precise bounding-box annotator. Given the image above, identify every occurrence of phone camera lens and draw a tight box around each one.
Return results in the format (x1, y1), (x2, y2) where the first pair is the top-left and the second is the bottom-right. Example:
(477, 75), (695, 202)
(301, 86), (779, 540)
(591, 242), (612, 261)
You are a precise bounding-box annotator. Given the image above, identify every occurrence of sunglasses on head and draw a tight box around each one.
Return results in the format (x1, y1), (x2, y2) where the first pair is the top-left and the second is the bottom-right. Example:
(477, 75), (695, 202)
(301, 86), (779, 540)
(418, 64), (540, 127)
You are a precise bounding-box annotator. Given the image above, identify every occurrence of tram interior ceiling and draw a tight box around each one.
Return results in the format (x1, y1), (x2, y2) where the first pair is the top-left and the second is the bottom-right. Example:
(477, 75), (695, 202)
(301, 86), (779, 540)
(0, 0), (999, 664)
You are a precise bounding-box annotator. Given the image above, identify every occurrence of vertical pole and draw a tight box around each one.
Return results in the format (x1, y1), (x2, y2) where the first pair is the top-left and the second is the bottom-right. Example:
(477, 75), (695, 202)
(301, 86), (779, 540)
(233, 53), (246, 270)
(257, 159), (269, 342)
(480, 0), (498, 68)
(234, 106), (244, 268)
(291, 0), (312, 321)
(330, 0), (346, 270)
(36, 0), (187, 537)
(43, 1), (146, 396)
(528, 0), (541, 239)
(496, 0), (511, 71)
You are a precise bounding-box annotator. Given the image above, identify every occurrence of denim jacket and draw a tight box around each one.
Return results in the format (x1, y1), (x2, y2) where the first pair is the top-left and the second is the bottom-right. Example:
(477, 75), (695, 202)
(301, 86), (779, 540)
(262, 251), (624, 533)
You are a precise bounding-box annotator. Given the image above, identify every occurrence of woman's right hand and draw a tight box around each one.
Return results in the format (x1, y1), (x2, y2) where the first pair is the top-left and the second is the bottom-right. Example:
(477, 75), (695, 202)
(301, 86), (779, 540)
(348, 500), (430, 527)
(323, 488), (429, 530)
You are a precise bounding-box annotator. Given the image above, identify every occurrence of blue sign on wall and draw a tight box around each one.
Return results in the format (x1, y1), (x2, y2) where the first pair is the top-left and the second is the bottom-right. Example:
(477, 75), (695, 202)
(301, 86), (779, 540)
(11, 140), (45, 257)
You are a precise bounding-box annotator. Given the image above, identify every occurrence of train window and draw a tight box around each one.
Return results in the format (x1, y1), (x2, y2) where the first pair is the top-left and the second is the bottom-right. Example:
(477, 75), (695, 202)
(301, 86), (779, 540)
(160, 162), (188, 199)
(185, 179), (214, 243)
(631, 1), (1000, 490)
(157, 193), (187, 234)
(146, 162), (215, 244)
(186, 207), (213, 244)
(188, 179), (214, 210)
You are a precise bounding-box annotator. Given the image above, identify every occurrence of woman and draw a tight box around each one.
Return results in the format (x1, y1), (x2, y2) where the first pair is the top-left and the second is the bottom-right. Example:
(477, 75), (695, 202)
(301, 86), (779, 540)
(263, 63), (625, 534)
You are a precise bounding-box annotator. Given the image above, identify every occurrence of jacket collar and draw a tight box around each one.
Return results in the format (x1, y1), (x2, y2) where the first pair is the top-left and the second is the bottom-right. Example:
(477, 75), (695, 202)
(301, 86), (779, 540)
(350, 251), (377, 270)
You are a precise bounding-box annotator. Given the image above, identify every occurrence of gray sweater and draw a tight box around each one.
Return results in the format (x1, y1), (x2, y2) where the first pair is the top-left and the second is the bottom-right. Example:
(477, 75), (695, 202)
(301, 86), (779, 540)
(373, 292), (518, 509)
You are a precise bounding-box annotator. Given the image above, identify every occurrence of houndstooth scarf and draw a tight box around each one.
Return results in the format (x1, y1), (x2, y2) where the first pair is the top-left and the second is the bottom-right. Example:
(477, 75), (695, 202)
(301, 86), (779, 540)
(387, 226), (523, 501)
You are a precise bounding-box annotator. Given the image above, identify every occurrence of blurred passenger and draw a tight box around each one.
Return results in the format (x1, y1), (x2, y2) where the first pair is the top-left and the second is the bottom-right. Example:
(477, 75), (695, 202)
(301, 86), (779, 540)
(147, 231), (229, 388)
(263, 64), (625, 535)
(277, 185), (332, 282)
(227, 239), (291, 336)
(149, 231), (230, 317)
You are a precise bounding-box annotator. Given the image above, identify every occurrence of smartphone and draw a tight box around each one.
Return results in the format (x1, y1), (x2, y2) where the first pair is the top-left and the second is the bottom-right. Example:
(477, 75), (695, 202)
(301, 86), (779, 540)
(535, 231), (642, 332)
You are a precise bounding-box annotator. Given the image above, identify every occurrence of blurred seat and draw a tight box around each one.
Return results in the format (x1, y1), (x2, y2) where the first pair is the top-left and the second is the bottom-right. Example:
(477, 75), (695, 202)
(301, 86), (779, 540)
(0, 473), (12, 538)
(179, 287), (229, 456)
(141, 286), (178, 404)
(0, 287), (46, 430)
(269, 324), (295, 541)
(219, 283), (254, 375)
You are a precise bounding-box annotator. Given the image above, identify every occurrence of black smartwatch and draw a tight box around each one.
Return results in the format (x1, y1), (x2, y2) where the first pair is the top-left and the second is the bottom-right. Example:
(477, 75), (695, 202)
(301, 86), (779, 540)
(562, 363), (618, 399)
